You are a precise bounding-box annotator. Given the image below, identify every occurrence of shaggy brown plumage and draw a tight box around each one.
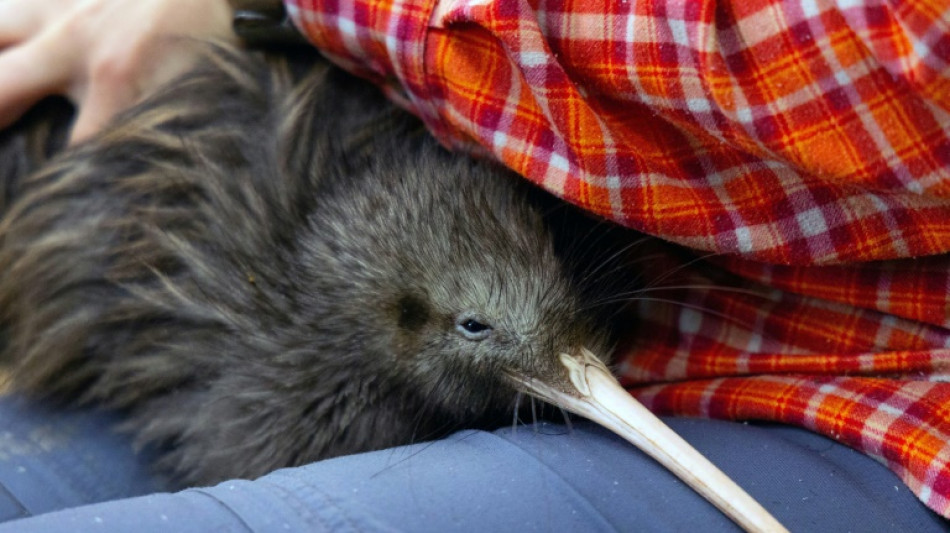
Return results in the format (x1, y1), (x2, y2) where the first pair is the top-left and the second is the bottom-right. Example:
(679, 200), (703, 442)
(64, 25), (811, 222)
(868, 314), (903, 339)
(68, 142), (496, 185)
(0, 45), (633, 487)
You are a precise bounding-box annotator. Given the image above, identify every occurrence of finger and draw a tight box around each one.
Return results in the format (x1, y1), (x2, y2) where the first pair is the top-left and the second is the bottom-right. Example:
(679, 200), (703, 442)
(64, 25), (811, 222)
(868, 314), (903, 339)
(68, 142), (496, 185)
(69, 76), (139, 144)
(0, 1), (46, 47)
(0, 41), (71, 130)
(68, 36), (206, 144)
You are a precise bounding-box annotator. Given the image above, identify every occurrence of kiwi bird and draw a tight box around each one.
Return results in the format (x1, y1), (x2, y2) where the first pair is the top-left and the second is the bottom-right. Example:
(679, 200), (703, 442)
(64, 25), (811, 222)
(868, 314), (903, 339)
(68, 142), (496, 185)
(0, 45), (785, 532)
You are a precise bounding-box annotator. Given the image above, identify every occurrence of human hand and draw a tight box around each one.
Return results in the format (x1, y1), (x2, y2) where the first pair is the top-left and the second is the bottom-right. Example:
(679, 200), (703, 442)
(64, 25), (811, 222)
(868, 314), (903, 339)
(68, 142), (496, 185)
(0, 0), (236, 143)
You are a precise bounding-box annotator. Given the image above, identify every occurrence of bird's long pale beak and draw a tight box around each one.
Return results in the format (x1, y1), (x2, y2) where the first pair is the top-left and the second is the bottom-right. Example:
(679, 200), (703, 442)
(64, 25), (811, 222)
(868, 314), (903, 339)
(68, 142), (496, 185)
(508, 347), (788, 533)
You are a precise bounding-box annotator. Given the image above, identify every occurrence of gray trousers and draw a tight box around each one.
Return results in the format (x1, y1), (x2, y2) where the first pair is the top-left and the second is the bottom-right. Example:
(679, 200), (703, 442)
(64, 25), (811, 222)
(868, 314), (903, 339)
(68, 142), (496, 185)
(0, 395), (942, 532)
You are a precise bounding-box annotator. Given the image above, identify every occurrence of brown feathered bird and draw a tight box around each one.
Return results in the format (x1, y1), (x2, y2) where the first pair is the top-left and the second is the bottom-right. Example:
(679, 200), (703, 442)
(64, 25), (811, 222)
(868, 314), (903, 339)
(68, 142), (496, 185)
(0, 45), (635, 487)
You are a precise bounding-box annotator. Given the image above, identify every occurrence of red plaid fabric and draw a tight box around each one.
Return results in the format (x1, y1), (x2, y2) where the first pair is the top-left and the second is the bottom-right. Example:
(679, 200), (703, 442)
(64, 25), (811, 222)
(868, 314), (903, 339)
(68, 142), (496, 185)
(286, 0), (950, 518)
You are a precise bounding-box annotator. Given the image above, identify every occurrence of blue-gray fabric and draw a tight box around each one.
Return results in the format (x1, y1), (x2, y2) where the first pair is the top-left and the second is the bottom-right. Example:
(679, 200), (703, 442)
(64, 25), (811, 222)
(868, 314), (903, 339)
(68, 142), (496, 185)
(0, 395), (943, 532)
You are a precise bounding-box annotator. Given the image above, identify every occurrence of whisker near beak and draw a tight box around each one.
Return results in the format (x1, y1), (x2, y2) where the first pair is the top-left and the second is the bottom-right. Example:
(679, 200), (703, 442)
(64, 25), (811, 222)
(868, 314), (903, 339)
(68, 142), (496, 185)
(507, 347), (788, 533)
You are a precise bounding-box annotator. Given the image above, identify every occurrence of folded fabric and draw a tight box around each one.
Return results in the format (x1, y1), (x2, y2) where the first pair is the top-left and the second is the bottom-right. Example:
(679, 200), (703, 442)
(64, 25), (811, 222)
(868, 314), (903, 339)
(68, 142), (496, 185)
(286, 0), (950, 517)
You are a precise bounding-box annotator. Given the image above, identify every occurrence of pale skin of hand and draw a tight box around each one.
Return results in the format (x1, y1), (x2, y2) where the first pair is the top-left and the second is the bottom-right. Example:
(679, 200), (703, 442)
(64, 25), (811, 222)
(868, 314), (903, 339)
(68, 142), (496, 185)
(0, 0), (237, 143)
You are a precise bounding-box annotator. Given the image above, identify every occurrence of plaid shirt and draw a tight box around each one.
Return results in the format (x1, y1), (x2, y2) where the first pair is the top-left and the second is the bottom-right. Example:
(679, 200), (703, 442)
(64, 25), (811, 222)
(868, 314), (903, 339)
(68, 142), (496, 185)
(286, 0), (950, 518)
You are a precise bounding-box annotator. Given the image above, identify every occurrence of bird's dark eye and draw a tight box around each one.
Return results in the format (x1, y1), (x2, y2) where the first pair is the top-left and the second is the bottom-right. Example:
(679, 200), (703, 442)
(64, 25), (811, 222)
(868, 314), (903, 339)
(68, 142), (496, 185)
(461, 319), (489, 333)
(456, 316), (493, 340)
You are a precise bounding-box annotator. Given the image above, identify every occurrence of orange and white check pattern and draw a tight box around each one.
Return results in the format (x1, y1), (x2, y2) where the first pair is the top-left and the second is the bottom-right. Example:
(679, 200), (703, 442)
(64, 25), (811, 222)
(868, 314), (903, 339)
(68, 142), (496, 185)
(287, 0), (950, 517)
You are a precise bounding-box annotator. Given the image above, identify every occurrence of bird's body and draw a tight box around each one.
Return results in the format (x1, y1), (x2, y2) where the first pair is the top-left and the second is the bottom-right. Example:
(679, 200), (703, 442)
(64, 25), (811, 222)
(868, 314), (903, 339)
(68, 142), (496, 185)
(0, 47), (630, 486)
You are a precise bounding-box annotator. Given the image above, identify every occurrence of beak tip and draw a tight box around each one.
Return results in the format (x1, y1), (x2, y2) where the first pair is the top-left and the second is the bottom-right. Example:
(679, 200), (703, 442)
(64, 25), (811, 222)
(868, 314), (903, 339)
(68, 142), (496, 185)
(529, 346), (789, 533)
